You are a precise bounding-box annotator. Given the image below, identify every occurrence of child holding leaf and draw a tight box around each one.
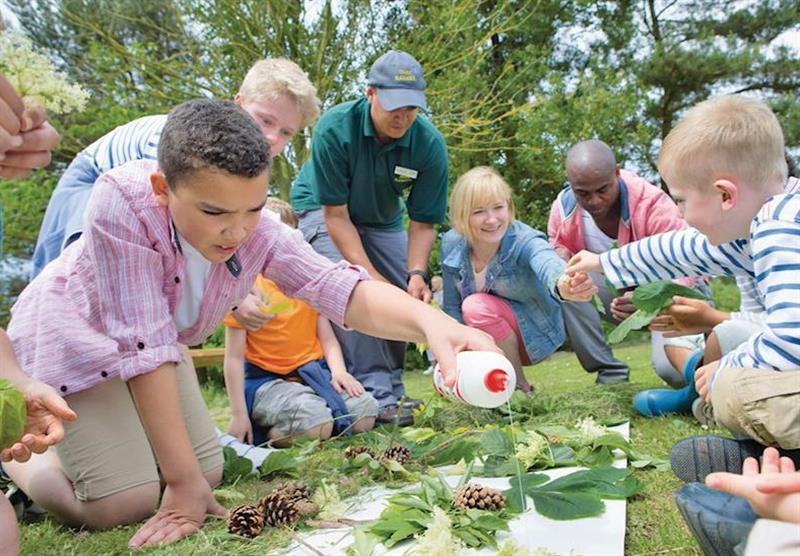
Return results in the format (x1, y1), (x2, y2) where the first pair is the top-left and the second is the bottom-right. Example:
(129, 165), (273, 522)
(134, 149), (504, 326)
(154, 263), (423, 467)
(223, 199), (377, 448)
(567, 95), (800, 451)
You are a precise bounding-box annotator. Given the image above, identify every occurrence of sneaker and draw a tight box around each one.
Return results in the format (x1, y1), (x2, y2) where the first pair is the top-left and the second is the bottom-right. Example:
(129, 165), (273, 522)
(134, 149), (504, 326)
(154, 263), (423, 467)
(674, 483), (756, 556)
(422, 366), (434, 376)
(670, 436), (764, 483)
(596, 370), (629, 385)
(216, 428), (276, 470)
(376, 404), (414, 427)
(401, 397), (423, 410)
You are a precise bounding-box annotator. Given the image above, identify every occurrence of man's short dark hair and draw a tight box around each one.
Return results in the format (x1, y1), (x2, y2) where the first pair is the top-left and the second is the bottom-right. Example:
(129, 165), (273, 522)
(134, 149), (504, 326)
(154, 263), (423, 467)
(158, 99), (270, 188)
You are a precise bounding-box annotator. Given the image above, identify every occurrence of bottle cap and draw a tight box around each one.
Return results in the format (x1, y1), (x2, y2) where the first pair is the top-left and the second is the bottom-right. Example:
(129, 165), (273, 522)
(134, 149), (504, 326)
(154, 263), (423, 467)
(484, 369), (509, 393)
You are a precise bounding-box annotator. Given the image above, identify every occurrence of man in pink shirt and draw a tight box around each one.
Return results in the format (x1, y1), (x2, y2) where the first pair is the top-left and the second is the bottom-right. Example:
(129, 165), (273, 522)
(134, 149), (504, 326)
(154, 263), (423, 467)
(548, 139), (689, 385)
(3, 99), (496, 549)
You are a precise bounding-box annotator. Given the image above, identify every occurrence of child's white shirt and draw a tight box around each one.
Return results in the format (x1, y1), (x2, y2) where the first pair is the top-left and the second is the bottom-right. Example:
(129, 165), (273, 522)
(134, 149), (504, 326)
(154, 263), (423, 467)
(173, 232), (212, 332)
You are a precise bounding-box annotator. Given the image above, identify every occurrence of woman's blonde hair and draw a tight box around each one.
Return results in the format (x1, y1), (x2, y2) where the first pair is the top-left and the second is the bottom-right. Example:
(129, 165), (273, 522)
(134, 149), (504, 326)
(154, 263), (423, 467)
(449, 166), (515, 245)
(238, 58), (321, 129)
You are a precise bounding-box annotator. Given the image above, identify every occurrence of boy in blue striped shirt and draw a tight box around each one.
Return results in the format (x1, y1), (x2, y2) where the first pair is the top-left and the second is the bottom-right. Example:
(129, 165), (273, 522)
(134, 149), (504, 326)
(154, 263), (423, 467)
(567, 95), (799, 451)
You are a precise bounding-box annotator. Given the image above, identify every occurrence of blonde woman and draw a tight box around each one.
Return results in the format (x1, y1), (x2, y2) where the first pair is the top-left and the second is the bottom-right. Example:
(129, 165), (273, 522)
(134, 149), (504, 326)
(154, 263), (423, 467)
(441, 166), (595, 393)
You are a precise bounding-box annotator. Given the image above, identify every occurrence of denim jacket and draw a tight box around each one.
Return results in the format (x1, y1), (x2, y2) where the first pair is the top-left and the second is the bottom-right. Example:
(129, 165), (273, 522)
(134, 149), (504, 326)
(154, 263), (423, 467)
(441, 221), (566, 363)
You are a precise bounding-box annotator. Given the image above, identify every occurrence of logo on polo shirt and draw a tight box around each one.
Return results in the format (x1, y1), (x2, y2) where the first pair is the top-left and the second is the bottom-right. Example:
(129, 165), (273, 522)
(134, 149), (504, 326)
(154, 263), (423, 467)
(394, 165), (418, 183)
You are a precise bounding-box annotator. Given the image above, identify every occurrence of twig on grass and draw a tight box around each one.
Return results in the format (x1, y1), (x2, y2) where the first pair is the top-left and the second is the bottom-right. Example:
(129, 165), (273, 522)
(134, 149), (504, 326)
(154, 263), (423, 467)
(285, 527), (326, 556)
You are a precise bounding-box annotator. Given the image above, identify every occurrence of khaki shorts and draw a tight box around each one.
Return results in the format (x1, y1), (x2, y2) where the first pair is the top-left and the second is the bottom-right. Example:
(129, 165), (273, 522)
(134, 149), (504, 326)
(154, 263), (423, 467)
(56, 353), (223, 501)
(712, 368), (800, 449)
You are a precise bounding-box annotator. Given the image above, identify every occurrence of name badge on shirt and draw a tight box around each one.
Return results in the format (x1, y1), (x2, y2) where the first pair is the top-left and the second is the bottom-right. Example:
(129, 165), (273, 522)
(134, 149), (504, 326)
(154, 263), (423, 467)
(394, 165), (418, 182)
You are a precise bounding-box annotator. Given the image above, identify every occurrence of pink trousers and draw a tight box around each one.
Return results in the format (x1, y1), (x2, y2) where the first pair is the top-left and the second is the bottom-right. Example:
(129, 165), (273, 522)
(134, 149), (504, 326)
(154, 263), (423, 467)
(461, 293), (531, 364)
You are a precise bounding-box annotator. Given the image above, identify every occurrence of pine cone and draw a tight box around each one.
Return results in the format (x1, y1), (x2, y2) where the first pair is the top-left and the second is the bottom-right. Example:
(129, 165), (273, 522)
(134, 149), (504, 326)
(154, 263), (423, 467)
(344, 445), (376, 460)
(273, 480), (311, 502)
(381, 445), (411, 465)
(259, 491), (301, 527)
(453, 484), (506, 511)
(227, 504), (265, 538)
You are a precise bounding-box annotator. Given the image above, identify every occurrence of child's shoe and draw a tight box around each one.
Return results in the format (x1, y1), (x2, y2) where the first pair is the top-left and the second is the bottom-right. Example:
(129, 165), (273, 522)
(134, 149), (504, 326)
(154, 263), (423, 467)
(674, 483), (756, 556)
(216, 428), (276, 471)
(633, 384), (697, 417)
(682, 348), (704, 386)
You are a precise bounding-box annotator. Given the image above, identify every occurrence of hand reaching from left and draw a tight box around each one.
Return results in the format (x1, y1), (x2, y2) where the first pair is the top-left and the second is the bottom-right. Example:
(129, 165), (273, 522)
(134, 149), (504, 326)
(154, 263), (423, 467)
(557, 271), (597, 302)
(1, 377), (77, 463)
(565, 250), (602, 275)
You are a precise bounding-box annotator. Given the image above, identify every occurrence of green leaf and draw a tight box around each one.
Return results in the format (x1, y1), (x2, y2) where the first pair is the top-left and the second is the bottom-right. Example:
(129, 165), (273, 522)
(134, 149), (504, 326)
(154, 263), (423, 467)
(261, 300), (293, 315)
(346, 528), (380, 556)
(576, 446), (615, 468)
(538, 467), (635, 498)
(480, 428), (514, 457)
(0, 379), (26, 451)
(258, 451), (298, 478)
(531, 491), (605, 520)
(388, 494), (432, 511)
(424, 438), (481, 466)
(550, 444), (577, 466)
(222, 446), (252, 483)
(469, 511), (510, 531)
(502, 482), (528, 514)
(401, 427), (438, 443)
(482, 455), (521, 477)
(591, 294), (606, 315)
(592, 432), (630, 451)
(632, 280), (706, 313)
(607, 308), (660, 344)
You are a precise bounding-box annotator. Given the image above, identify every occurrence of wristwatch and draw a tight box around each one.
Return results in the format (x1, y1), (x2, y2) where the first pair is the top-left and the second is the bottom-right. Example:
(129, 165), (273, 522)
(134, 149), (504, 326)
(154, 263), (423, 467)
(407, 269), (430, 285)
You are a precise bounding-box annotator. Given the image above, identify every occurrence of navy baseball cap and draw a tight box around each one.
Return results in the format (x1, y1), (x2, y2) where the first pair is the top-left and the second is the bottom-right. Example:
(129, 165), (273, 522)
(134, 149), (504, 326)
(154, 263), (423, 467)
(367, 50), (428, 112)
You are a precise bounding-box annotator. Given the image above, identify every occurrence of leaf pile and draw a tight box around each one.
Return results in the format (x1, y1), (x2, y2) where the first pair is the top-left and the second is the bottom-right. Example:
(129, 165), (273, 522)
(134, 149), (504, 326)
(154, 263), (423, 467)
(608, 280), (707, 343)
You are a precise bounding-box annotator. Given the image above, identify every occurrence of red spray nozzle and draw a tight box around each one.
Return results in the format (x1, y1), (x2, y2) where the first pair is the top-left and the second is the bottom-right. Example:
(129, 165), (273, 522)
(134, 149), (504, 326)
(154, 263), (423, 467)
(484, 369), (509, 393)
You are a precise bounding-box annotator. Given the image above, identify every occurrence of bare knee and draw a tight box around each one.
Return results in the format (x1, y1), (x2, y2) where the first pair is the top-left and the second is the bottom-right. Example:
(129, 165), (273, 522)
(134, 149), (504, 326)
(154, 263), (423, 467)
(352, 417), (376, 434)
(80, 483), (160, 530)
(268, 422), (333, 448)
(204, 466), (223, 489)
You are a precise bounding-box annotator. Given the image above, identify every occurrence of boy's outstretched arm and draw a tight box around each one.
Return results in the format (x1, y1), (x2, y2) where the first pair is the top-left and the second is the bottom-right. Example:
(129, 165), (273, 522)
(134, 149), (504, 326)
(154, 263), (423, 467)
(223, 327), (253, 444)
(318, 316), (364, 398)
(344, 281), (499, 387)
(0, 330), (76, 463)
(127, 362), (225, 548)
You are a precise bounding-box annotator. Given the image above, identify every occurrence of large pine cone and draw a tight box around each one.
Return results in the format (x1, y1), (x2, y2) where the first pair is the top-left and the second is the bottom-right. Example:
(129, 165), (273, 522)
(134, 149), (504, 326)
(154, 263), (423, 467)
(453, 483), (506, 511)
(227, 504), (265, 538)
(273, 480), (311, 502)
(381, 445), (411, 465)
(259, 491), (301, 527)
(344, 445), (376, 460)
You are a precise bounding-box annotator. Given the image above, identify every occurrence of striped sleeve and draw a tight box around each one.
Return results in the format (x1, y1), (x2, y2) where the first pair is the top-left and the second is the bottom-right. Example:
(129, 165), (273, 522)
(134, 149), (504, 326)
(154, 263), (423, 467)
(728, 276), (766, 324)
(599, 229), (753, 289)
(715, 194), (800, 375)
(82, 115), (166, 173)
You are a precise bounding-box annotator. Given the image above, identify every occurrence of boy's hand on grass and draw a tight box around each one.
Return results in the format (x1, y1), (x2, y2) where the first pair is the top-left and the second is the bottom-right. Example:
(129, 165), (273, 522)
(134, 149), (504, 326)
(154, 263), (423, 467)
(129, 478), (225, 548)
(706, 447), (800, 524)
(557, 271), (597, 302)
(407, 274), (432, 304)
(227, 414), (253, 445)
(1, 377), (77, 463)
(693, 361), (719, 402)
(232, 292), (274, 331)
(331, 372), (365, 398)
(565, 250), (602, 275)
(649, 296), (728, 337)
(610, 291), (636, 322)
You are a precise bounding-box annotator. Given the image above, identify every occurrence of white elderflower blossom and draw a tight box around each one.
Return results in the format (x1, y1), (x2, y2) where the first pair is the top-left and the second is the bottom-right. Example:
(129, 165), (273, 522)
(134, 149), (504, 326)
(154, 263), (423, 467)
(0, 32), (89, 115)
(576, 416), (607, 443)
(311, 481), (347, 520)
(515, 431), (549, 469)
(495, 539), (562, 555)
(412, 506), (464, 556)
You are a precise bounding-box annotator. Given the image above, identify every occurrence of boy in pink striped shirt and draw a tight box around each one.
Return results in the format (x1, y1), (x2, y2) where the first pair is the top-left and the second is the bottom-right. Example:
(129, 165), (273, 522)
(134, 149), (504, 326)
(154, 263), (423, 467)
(4, 99), (496, 548)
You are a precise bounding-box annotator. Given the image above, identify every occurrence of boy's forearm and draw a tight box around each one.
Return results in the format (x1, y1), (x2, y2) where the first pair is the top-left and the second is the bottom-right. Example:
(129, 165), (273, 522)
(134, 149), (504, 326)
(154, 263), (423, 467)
(223, 357), (248, 417)
(344, 281), (432, 344)
(317, 318), (348, 375)
(128, 362), (204, 485)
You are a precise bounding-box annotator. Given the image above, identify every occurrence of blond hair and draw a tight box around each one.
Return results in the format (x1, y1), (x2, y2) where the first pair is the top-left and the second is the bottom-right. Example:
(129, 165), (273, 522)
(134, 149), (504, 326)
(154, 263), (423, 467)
(265, 197), (298, 229)
(238, 58), (321, 129)
(659, 95), (787, 192)
(449, 166), (515, 245)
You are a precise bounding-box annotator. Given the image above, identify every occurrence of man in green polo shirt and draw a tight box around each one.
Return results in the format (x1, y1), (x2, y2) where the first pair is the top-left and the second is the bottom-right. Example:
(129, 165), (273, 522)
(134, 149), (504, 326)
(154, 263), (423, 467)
(291, 50), (448, 426)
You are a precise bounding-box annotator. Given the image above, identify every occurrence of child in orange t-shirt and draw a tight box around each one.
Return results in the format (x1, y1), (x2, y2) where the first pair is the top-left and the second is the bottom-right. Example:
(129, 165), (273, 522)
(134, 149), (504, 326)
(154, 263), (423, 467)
(223, 199), (377, 447)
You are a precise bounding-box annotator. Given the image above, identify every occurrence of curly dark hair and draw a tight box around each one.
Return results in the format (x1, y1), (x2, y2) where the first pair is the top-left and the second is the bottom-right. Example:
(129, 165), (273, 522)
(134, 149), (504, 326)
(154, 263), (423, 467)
(158, 99), (270, 188)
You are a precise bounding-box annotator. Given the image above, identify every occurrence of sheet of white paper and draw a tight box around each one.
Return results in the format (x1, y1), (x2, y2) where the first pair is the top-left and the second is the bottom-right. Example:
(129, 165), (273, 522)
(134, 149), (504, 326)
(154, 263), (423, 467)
(291, 423), (630, 556)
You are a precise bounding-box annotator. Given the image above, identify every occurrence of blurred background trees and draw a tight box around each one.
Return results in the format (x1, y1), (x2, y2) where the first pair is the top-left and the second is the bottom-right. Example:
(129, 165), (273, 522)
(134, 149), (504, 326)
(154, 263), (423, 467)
(0, 0), (798, 323)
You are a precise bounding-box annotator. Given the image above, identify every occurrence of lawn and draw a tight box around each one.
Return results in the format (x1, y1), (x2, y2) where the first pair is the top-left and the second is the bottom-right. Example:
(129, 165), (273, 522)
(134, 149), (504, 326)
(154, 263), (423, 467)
(17, 341), (711, 555)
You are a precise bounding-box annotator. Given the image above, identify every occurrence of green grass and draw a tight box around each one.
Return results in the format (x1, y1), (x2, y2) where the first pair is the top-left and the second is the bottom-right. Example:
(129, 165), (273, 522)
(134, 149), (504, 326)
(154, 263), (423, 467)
(17, 341), (714, 555)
